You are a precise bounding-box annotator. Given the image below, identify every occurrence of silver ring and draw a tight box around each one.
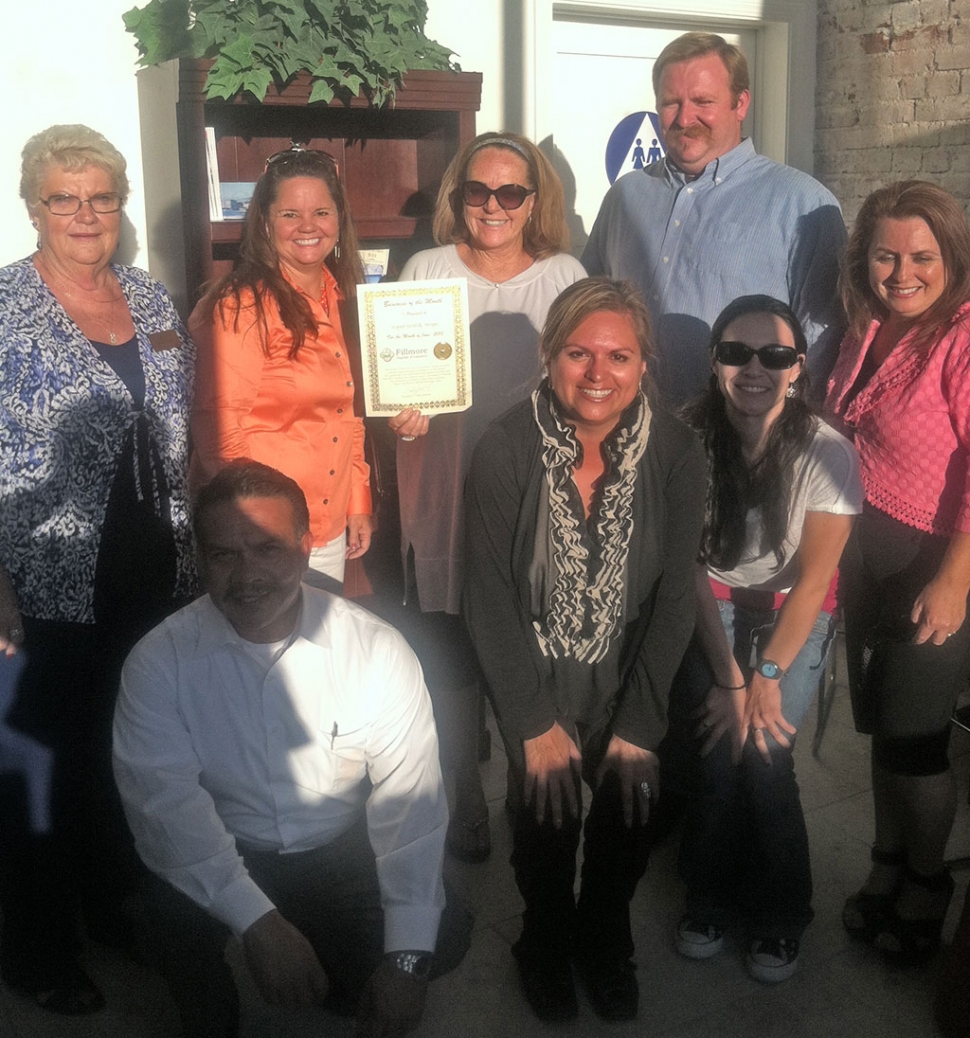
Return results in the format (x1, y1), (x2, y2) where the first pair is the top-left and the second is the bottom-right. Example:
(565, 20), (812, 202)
(752, 726), (766, 733)
(401, 435), (416, 442)
(639, 780), (652, 800)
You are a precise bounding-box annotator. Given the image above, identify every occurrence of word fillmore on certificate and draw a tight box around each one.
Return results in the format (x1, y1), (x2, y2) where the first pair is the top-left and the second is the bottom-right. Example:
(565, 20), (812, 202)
(358, 279), (472, 416)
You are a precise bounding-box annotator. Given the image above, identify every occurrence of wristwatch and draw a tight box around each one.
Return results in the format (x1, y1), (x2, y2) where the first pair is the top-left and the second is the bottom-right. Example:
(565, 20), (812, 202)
(386, 950), (433, 979)
(755, 658), (785, 680)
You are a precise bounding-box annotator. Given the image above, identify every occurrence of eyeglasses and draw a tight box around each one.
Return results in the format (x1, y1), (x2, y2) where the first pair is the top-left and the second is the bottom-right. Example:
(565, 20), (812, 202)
(713, 341), (801, 370)
(39, 193), (122, 216)
(460, 181), (535, 210)
(264, 148), (338, 173)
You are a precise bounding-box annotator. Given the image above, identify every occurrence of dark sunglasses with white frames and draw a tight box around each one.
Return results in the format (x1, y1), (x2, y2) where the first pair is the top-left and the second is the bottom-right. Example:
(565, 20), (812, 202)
(39, 193), (123, 216)
(460, 181), (535, 211)
(713, 341), (801, 370)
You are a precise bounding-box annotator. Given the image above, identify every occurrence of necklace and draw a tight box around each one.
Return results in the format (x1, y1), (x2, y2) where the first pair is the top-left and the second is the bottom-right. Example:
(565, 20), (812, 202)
(35, 255), (128, 344)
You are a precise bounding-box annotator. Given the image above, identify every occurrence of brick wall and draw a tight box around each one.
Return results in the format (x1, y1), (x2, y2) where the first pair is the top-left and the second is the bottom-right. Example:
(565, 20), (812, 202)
(816, 0), (969, 225)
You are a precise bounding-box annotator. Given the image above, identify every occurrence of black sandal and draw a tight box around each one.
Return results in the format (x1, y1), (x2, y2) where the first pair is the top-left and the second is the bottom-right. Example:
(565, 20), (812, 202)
(873, 866), (955, 965)
(842, 847), (905, 944)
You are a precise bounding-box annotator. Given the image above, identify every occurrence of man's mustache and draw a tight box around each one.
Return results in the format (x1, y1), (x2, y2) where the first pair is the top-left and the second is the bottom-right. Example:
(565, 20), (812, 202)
(668, 124), (710, 140)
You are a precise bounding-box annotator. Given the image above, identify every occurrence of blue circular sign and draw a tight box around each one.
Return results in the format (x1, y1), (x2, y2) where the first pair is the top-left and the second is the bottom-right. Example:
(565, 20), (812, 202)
(605, 112), (664, 184)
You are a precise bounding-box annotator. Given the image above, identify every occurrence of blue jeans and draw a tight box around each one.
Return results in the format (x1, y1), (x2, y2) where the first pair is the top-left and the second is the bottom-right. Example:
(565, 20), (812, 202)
(676, 603), (833, 940)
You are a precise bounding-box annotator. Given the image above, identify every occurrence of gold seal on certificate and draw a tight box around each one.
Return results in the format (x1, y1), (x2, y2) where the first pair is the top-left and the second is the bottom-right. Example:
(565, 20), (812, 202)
(357, 279), (472, 416)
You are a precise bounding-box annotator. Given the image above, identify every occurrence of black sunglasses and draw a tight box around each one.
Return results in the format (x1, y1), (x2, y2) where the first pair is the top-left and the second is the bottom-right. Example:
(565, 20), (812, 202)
(713, 341), (801, 370)
(460, 181), (535, 211)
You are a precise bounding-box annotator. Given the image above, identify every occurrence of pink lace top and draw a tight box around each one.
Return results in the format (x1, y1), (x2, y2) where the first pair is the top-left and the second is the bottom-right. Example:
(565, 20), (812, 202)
(825, 303), (970, 537)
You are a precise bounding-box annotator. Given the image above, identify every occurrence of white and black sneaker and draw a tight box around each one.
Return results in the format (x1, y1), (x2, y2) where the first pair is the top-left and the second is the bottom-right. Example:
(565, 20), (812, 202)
(675, 915), (725, 960)
(745, 937), (799, 983)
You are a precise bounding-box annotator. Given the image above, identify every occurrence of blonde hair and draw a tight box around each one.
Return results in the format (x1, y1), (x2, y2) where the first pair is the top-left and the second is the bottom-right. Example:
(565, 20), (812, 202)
(539, 277), (657, 400)
(432, 131), (569, 259)
(20, 124), (129, 208)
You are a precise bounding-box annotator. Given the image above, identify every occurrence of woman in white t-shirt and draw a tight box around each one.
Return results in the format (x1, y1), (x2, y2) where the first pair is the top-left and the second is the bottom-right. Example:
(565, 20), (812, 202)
(673, 295), (863, 984)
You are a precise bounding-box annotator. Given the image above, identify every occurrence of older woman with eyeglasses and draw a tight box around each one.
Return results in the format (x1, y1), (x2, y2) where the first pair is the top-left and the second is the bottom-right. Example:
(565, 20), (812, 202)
(0, 124), (194, 1014)
(383, 132), (585, 864)
(190, 148), (372, 588)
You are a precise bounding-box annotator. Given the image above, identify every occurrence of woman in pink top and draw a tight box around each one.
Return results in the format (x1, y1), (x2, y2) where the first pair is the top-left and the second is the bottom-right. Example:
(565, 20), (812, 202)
(827, 181), (970, 965)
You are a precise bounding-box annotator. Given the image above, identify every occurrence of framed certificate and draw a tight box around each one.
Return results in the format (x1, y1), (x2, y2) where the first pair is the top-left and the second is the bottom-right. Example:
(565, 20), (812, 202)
(357, 279), (472, 417)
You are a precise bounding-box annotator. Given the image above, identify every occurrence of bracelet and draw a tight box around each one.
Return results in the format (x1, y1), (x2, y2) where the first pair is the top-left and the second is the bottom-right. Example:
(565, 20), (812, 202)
(386, 950), (432, 979)
(715, 681), (746, 691)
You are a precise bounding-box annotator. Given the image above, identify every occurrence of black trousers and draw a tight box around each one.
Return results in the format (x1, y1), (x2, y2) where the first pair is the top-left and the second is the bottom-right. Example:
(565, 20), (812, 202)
(0, 617), (147, 989)
(129, 815), (471, 1038)
(506, 730), (653, 966)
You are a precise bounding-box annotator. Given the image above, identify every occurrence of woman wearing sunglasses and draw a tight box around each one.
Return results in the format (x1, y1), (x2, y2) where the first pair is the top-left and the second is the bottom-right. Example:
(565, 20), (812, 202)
(190, 149), (371, 587)
(675, 295), (862, 983)
(827, 181), (970, 965)
(385, 132), (584, 863)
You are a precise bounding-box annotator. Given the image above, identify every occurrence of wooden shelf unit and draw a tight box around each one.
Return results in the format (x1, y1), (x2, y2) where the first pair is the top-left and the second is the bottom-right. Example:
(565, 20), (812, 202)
(175, 61), (482, 304)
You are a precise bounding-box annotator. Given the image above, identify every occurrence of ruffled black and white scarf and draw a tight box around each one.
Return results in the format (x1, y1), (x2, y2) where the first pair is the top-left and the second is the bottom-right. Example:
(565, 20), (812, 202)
(530, 381), (651, 664)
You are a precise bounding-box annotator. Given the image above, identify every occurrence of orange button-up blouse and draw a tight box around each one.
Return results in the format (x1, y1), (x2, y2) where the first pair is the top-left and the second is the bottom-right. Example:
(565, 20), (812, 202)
(189, 268), (371, 547)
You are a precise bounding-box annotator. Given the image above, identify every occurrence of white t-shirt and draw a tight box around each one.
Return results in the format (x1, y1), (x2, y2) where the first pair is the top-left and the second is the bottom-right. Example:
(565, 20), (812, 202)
(709, 420), (863, 592)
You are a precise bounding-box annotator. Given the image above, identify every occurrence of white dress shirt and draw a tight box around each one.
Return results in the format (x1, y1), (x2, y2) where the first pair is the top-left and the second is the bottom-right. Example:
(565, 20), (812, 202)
(113, 586), (447, 952)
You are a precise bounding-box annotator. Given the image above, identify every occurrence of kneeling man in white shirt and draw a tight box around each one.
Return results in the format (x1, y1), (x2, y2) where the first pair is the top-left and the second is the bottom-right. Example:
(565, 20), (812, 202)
(114, 459), (466, 1038)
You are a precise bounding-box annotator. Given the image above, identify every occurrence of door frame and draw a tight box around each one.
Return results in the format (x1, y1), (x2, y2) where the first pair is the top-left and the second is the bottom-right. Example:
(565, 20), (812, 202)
(517, 0), (819, 176)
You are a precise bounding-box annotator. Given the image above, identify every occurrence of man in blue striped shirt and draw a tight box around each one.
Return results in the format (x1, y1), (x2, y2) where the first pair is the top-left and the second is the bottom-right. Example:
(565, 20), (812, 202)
(582, 32), (846, 406)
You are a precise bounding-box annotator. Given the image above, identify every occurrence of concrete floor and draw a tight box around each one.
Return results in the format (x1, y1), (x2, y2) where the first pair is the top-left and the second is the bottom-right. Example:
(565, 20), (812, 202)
(1, 667), (967, 1038)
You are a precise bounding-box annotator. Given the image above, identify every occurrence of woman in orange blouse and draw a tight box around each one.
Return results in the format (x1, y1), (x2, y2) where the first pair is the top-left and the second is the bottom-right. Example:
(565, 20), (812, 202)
(190, 149), (371, 586)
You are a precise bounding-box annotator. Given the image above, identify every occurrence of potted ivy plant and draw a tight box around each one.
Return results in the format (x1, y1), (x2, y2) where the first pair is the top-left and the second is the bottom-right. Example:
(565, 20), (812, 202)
(123, 0), (457, 105)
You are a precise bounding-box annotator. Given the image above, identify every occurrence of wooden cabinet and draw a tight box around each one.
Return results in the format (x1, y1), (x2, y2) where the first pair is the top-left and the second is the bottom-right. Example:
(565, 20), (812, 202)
(175, 60), (482, 303)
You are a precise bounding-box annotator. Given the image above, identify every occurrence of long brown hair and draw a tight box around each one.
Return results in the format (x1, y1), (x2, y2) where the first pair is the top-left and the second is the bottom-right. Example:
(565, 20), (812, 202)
(432, 131), (569, 259)
(197, 151), (363, 356)
(842, 180), (970, 353)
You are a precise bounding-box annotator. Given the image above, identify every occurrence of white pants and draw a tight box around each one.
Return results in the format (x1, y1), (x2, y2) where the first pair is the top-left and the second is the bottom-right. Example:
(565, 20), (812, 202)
(304, 537), (345, 591)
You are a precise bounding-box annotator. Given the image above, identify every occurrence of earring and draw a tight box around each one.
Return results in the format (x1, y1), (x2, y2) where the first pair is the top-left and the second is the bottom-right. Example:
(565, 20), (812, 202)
(333, 239), (340, 260)
(786, 383), (796, 398)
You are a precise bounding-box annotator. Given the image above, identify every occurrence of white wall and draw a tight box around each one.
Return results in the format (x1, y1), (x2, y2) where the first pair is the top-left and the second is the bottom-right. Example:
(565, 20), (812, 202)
(1, 1), (149, 268)
(424, 1), (505, 134)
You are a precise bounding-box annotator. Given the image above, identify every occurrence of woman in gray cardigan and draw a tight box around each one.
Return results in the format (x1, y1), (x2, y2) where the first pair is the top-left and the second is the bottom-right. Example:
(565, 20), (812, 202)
(464, 277), (706, 1024)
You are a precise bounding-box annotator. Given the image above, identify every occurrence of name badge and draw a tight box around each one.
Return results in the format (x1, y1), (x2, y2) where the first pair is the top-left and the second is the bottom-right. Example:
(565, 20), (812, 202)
(148, 329), (181, 352)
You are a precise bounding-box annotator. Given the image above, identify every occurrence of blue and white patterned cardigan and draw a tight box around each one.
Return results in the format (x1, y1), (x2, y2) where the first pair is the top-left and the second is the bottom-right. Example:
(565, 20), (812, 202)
(0, 257), (195, 622)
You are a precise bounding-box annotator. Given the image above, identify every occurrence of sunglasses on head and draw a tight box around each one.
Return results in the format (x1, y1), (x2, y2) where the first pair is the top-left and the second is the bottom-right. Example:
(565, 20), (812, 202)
(713, 341), (801, 370)
(264, 148), (338, 174)
(460, 181), (535, 210)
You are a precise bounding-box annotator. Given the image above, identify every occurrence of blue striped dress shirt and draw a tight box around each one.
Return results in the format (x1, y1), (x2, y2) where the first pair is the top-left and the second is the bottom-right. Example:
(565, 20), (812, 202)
(582, 139), (846, 406)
